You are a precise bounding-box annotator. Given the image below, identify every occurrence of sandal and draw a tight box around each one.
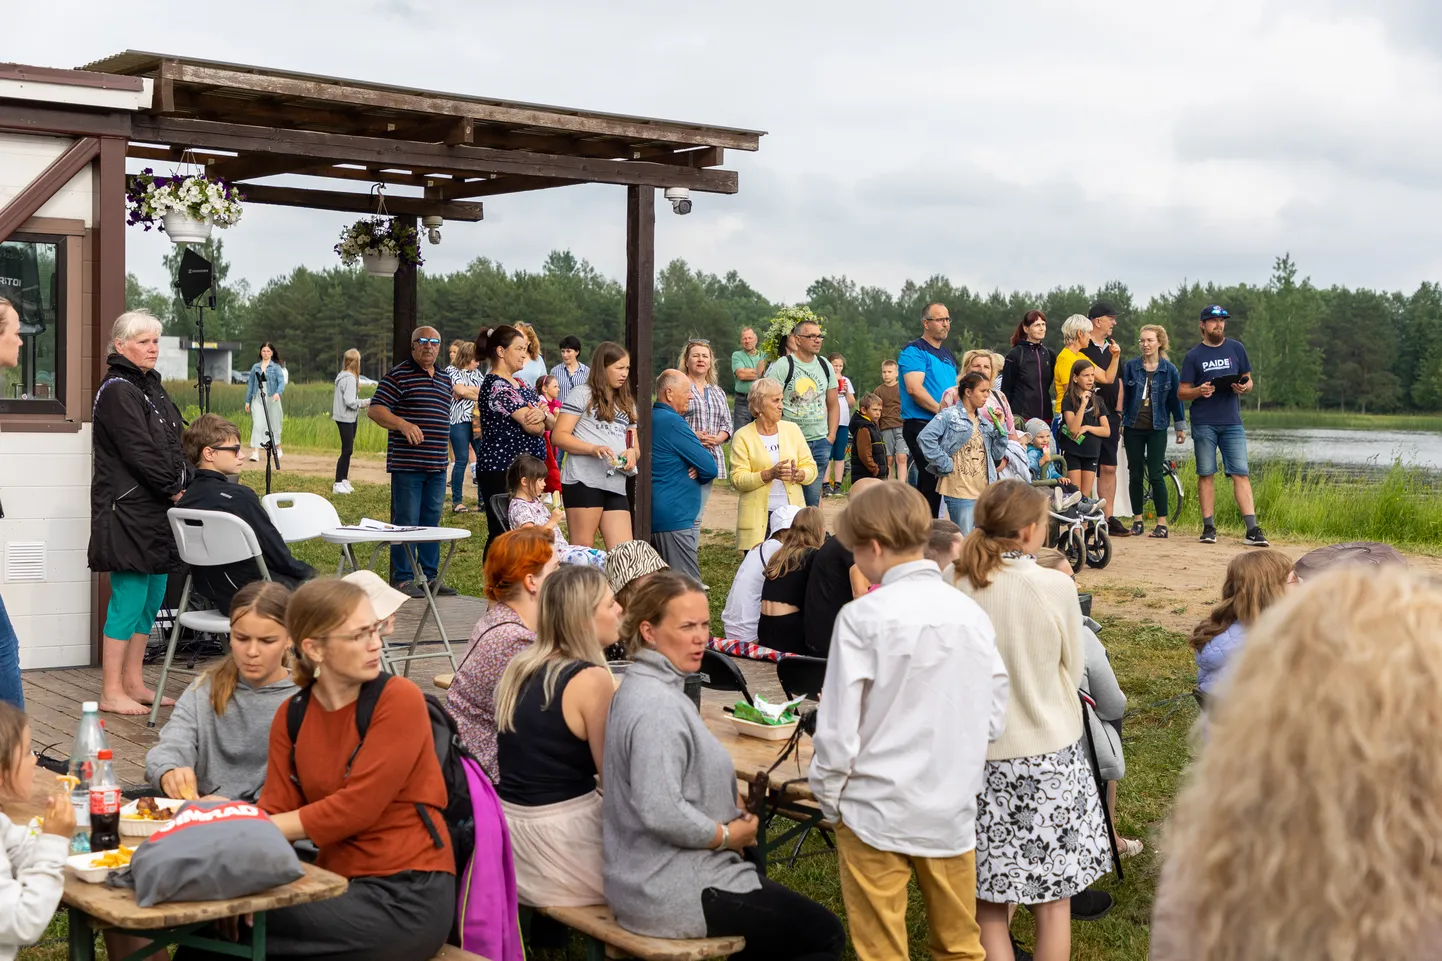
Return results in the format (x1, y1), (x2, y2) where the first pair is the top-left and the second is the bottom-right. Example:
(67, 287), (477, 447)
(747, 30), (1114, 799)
(451, 504), (472, 513)
(1150, 525), (1168, 538)
(1130, 519), (1144, 537)
(1117, 836), (1145, 858)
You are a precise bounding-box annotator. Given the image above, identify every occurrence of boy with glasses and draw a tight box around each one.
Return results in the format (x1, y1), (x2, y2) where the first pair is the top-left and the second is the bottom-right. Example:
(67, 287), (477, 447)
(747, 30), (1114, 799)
(176, 414), (315, 608)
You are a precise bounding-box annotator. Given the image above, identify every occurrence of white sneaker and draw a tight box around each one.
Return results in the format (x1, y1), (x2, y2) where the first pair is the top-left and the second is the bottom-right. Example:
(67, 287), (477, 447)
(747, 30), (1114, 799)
(333, 482), (349, 495)
(341, 479), (354, 493)
(249, 451), (259, 462)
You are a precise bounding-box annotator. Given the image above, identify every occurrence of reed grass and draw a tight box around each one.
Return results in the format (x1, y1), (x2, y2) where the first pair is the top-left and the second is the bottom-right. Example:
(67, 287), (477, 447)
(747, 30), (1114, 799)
(1243, 409), (1442, 432)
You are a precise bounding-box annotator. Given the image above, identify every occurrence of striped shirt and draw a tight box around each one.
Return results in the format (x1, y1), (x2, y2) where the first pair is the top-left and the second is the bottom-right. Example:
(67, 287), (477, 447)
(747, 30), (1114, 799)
(550, 361), (590, 407)
(371, 359), (453, 473)
(446, 365), (484, 425)
(684, 382), (732, 479)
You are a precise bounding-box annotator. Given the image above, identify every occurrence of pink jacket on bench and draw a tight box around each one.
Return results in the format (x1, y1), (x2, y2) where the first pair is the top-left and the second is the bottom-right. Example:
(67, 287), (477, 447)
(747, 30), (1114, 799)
(458, 756), (524, 961)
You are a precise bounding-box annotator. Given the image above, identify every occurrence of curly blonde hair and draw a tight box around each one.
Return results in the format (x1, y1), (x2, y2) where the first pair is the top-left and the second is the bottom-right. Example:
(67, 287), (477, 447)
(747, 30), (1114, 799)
(1162, 567), (1442, 961)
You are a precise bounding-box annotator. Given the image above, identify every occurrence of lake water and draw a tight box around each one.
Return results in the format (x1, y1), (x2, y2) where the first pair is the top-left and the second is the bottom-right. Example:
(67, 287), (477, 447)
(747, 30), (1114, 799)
(1246, 428), (1442, 474)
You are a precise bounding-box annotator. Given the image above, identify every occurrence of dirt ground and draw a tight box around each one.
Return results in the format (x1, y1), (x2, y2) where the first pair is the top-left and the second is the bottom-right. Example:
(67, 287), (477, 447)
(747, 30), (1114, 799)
(269, 448), (1442, 633)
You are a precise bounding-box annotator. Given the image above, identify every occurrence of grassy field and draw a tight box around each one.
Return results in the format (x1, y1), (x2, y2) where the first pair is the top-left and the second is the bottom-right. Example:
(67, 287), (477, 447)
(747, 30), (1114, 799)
(17, 470), (1196, 961)
(1242, 408), (1442, 432)
(165, 380), (391, 455)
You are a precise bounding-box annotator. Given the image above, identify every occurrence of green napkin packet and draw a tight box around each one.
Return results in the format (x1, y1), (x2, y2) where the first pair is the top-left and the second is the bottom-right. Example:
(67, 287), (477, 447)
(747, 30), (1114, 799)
(733, 695), (806, 726)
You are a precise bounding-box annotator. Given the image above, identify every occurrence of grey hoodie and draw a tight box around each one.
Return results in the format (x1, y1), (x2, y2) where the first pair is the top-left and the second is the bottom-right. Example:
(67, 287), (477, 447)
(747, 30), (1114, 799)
(602, 649), (760, 939)
(145, 674), (298, 801)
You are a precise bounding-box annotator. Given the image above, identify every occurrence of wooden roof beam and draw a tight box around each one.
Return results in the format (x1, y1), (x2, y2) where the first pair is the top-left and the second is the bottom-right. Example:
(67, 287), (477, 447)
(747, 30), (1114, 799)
(129, 179), (485, 221)
(130, 115), (741, 193)
(167, 62), (761, 151)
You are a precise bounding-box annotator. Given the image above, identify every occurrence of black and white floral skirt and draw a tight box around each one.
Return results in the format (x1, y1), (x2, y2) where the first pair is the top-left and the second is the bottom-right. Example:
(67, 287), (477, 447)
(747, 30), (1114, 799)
(974, 739), (1112, 904)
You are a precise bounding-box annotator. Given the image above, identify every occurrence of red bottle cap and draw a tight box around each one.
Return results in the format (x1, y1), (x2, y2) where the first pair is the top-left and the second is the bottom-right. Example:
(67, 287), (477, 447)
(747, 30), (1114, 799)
(97, 749), (113, 760)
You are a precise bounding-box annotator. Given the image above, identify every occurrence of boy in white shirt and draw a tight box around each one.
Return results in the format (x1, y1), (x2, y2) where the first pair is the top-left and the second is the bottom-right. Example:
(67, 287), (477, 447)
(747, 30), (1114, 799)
(810, 480), (1010, 961)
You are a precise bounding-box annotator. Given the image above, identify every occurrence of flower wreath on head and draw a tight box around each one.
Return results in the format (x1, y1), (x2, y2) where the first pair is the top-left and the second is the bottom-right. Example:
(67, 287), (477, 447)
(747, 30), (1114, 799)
(759, 305), (827, 362)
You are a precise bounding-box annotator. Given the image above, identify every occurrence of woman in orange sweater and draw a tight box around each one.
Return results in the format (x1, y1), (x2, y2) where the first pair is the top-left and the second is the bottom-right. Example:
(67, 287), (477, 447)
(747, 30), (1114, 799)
(257, 578), (454, 961)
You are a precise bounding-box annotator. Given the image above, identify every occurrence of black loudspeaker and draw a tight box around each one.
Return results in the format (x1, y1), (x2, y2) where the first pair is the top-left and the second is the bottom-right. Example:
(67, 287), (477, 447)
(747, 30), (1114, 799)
(177, 247), (214, 306)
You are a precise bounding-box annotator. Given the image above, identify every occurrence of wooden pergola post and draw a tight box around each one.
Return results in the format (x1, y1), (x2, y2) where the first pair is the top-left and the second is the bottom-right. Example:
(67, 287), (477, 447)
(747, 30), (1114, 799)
(626, 185), (655, 540)
(392, 214), (419, 365)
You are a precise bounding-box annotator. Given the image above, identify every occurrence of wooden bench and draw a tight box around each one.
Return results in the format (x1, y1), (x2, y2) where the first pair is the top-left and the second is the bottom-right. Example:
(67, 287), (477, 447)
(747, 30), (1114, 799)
(536, 904), (744, 960)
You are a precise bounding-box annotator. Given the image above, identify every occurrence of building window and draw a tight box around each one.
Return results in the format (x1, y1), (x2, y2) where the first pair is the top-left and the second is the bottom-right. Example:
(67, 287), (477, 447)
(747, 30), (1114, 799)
(0, 233), (65, 416)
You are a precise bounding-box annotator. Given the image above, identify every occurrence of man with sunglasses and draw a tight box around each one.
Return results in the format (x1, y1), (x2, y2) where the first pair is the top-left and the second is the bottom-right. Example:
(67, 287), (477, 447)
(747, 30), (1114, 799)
(1179, 305), (1268, 547)
(369, 327), (458, 596)
(762, 319), (838, 506)
(175, 414), (316, 608)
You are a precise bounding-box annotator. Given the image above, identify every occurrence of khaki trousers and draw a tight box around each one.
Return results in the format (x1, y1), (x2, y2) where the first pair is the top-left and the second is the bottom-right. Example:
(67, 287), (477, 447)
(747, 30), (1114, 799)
(836, 824), (984, 961)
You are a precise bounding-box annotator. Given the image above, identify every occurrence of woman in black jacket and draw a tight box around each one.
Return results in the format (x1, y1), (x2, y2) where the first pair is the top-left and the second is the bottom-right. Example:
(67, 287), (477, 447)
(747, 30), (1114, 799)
(88, 310), (192, 716)
(1000, 309), (1057, 426)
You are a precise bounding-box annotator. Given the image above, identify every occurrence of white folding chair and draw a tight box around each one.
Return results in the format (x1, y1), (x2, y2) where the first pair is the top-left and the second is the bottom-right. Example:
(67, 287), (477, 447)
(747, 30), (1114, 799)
(150, 509), (270, 728)
(263, 491), (359, 573)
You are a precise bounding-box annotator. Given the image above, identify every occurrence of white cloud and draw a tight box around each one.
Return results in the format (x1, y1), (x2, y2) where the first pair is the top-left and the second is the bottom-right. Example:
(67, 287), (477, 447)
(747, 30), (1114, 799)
(19, 0), (1442, 304)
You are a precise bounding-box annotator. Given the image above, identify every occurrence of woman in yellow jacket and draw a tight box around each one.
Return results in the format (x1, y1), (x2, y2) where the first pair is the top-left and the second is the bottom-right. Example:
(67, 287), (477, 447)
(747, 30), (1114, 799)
(729, 379), (818, 550)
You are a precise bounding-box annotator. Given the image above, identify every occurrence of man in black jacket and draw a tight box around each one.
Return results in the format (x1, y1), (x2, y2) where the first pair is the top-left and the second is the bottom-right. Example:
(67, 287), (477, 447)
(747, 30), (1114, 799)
(176, 414), (315, 609)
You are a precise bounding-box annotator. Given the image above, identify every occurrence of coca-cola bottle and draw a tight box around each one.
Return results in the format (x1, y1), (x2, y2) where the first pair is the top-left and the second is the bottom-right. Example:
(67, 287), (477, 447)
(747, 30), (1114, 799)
(88, 749), (121, 852)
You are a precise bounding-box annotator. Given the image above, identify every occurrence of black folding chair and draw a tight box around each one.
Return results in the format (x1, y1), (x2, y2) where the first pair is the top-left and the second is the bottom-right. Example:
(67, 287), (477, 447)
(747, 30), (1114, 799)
(776, 655), (828, 701)
(489, 493), (513, 532)
(701, 649), (753, 705)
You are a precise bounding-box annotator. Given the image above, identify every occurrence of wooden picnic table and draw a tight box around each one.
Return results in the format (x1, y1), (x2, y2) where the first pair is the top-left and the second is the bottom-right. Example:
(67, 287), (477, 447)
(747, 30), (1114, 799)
(8, 773), (348, 961)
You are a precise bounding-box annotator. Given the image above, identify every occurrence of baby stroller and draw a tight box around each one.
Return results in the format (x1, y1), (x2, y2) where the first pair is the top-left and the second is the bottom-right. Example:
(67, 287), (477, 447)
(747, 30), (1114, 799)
(1033, 480), (1113, 572)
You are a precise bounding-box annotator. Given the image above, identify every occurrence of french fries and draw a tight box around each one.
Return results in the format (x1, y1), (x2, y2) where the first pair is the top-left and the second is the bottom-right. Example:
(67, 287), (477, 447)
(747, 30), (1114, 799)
(89, 847), (134, 869)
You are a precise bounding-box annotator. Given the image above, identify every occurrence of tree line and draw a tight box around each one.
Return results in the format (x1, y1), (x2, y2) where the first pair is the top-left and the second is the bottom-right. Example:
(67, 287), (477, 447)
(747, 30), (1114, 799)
(126, 244), (1442, 413)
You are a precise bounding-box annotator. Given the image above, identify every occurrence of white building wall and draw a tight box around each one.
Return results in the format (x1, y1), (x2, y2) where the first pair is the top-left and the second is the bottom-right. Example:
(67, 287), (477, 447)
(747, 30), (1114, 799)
(0, 133), (95, 227)
(155, 336), (188, 382)
(0, 426), (94, 668)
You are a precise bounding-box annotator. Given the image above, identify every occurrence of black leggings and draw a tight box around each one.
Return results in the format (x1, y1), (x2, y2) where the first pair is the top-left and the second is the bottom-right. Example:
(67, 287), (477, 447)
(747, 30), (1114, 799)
(703, 876), (845, 961)
(1124, 427), (1170, 518)
(478, 468), (509, 559)
(335, 421), (356, 483)
(902, 418), (941, 516)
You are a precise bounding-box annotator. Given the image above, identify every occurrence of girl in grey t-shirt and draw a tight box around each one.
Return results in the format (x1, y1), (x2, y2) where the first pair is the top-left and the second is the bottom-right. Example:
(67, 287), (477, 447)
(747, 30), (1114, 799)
(551, 343), (640, 550)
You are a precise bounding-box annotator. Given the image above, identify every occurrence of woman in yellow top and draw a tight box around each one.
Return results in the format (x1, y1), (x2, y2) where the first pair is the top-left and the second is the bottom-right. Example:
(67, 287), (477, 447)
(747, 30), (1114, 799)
(1052, 314), (1097, 415)
(729, 378), (818, 551)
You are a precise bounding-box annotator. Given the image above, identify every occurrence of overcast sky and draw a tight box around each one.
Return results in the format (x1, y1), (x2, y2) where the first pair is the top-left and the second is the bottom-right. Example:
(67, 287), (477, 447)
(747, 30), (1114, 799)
(20, 0), (1442, 304)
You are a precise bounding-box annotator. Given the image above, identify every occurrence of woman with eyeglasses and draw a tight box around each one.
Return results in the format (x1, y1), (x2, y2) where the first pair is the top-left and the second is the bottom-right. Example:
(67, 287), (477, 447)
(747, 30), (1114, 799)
(251, 578), (455, 961)
(679, 339), (731, 537)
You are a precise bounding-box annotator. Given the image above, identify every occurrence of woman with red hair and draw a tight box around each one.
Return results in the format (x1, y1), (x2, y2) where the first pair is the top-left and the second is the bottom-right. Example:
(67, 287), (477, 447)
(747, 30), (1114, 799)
(446, 527), (559, 778)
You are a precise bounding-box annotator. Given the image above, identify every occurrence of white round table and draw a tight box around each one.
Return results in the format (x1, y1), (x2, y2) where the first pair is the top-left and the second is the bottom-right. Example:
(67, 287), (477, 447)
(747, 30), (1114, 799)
(321, 526), (472, 676)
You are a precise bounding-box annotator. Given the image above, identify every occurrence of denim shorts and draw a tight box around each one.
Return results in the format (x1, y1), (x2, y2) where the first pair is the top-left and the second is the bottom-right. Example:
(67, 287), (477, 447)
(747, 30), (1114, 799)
(830, 426), (850, 462)
(1192, 423), (1250, 477)
(880, 426), (904, 456)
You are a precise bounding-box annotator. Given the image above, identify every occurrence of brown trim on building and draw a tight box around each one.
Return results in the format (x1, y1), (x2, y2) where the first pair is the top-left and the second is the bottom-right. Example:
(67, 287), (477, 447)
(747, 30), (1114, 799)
(0, 103), (132, 139)
(0, 137), (98, 244)
(93, 137), (126, 379)
(0, 64), (145, 92)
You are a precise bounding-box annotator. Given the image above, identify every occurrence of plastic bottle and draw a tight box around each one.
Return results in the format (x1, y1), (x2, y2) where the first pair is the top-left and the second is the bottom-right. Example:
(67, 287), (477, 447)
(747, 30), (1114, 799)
(88, 749), (121, 852)
(68, 701), (110, 852)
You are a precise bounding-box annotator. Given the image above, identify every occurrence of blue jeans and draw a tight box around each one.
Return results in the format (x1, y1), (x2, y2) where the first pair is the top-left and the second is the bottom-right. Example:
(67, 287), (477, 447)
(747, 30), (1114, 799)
(1192, 423), (1250, 478)
(448, 422), (482, 506)
(0, 593), (22, 709)
(390, 470), (445, 582)
(943, 496), (977, 534)
(803, 438), (833, 506)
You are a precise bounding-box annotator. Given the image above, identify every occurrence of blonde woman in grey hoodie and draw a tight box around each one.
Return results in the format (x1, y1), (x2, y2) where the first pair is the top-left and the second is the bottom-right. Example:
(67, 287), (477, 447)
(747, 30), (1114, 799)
(331, 348), (371, 495)
(145, 582), (298, 802)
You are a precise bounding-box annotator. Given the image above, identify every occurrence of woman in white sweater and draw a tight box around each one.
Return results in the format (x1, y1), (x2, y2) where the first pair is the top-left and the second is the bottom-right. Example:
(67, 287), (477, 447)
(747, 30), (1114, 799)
(953, 479), (1111, 961)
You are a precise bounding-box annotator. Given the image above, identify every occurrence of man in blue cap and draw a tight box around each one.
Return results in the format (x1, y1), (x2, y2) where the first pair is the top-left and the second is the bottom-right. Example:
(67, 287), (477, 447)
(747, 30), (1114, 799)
(1178, 305), (1268, 547)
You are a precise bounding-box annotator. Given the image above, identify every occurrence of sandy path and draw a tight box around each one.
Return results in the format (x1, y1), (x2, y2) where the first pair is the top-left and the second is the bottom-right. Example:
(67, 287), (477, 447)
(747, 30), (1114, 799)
(269, 449), (1442, 633)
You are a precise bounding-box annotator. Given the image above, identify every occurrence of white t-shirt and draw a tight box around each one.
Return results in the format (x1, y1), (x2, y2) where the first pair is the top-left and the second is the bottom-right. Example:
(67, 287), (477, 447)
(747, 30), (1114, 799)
(721, 538), (782, 642)
(759, 430), (788, 509)
(837, 375), (853, 427)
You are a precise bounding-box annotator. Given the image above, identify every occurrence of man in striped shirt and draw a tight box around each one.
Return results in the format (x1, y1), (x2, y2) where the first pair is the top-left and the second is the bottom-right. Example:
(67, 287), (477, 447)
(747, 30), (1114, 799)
(368, 326), (456, 598)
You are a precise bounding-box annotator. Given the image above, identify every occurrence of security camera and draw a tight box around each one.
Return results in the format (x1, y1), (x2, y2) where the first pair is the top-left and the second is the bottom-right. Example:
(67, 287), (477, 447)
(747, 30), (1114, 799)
(665, 187), (692, 215)
(422, 215), (443, 244)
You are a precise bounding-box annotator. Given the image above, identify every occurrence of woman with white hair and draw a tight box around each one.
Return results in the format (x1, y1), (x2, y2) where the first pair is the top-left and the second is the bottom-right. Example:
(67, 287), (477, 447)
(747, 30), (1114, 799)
(88, 310), (192, 715)
(1052, 314), (1095, 418)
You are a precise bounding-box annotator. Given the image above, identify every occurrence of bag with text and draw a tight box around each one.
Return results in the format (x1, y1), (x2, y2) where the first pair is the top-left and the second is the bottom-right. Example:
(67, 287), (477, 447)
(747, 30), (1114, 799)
(124, 799), (303, 906)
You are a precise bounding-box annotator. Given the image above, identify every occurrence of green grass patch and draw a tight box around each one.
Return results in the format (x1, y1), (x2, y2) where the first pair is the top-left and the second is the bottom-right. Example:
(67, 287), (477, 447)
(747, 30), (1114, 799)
(1242, 409), (1442, 432)
(165, 380), (391, 455)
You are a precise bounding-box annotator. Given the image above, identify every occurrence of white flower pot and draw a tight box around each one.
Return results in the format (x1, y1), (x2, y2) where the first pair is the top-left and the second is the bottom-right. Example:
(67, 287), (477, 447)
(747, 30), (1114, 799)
(362, 250), (400, 277)
(161, 212), (213, 244)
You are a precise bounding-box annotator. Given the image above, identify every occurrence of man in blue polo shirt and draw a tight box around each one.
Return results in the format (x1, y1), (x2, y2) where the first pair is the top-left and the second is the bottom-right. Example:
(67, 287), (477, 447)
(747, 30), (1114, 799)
(1179, 305), (1268, 547)
(368, 326), (456, 597)
(898, 302), (958, 516)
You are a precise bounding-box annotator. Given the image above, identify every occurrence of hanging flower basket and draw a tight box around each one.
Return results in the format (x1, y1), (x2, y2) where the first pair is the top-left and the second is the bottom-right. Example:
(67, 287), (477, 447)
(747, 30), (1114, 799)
(361, 249), (400, 277)
(126, 169), (243, 243)
(336, 217), (423, 274)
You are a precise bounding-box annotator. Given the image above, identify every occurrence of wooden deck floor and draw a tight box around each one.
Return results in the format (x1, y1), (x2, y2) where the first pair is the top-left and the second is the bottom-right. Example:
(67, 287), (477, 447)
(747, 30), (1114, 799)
(21, 593), (489, 786)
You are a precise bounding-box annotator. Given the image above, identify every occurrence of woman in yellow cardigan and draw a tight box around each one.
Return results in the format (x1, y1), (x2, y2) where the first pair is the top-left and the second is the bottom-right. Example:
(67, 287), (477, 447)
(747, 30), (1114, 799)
(729, 379), (818, 550)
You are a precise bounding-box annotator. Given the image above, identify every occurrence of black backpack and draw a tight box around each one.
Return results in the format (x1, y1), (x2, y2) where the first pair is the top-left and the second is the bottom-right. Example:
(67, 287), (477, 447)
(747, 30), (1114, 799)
(286, 673), (476, 874)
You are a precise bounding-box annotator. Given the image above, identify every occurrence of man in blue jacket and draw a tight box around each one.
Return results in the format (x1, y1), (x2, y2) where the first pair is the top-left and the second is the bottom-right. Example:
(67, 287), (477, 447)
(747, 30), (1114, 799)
(649, 369), (719, 582)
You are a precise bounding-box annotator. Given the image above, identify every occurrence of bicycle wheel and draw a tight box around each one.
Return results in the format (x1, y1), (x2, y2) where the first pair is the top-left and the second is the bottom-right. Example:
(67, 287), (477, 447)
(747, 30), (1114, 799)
(1166, 464), (1186, 520)
(1086, 526), (1113, 569)
(1062, 527), (1086, 572)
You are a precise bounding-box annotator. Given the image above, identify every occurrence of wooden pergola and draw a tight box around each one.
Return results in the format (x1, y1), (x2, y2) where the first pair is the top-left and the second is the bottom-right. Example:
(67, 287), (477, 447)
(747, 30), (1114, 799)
(75, 51), (767, 537)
